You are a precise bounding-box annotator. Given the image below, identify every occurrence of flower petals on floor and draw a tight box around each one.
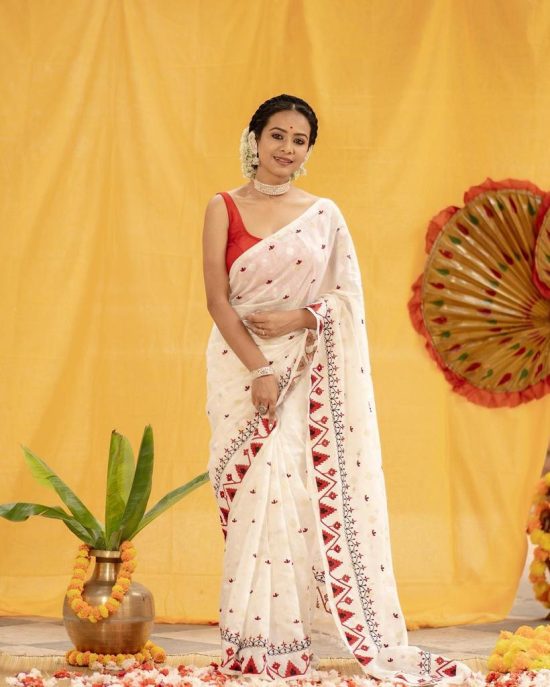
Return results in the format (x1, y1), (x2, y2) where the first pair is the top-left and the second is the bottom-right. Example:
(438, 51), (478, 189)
(4, 663), (490, 687)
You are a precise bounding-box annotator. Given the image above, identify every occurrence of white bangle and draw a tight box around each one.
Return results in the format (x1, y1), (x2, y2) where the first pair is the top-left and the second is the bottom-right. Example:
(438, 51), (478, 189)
(252, 365), (275, 379)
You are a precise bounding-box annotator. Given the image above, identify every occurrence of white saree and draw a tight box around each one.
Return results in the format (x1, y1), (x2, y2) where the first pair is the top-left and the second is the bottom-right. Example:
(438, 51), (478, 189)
(206, 197), (473, 684)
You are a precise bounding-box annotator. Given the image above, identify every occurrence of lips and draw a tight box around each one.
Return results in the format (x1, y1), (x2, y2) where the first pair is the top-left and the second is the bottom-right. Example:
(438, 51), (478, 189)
(274, 156), (293, 165)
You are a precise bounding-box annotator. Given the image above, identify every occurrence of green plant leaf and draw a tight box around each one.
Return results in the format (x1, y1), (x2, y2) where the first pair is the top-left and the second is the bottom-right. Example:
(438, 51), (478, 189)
(21, 445), (106, 548)
(118, 425), (154, 542)
(105, 430), (135, 548)
(0, 502), (96, 545)
(132, 471), (210, 538)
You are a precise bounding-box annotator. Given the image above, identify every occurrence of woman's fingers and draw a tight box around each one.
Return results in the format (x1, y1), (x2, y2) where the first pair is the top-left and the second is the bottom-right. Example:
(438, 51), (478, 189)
(251, 378), (278, 428)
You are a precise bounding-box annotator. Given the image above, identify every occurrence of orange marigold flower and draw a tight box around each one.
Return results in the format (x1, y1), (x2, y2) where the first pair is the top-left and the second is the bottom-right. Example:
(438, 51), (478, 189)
(535, 547), (549, 561)
(68, 581), (84, 591)
(71, 598), (84, 611)
(77, 608), (91, 619)
(111, 590), (124, 601)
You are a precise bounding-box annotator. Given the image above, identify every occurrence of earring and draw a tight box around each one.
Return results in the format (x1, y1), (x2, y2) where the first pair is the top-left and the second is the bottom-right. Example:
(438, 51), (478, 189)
(291, 146), (313, 180)
(248, 131), (259, 166)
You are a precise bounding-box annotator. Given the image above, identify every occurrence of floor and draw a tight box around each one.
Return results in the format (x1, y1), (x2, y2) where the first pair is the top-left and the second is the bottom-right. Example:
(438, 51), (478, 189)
(0, 541), (547, 662)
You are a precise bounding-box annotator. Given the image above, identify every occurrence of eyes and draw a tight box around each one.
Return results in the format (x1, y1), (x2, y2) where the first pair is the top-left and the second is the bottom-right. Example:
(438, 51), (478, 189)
(271, 132), (306, 146)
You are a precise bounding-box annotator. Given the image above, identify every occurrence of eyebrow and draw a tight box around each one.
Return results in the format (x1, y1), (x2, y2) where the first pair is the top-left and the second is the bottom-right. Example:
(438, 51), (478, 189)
(268, 126), (309, 139)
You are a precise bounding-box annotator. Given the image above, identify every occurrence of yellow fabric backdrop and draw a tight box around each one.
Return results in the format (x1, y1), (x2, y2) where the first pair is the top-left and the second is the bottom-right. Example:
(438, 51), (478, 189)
(1, 0), (549, 628)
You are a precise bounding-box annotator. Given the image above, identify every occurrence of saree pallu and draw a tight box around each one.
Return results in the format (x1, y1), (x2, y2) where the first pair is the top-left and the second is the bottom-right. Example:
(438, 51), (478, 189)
(206, 198), (472, 684)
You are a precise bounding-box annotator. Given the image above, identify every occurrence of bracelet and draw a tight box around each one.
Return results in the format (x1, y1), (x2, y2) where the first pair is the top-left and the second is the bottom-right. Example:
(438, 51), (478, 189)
(252, 365), (275, 379)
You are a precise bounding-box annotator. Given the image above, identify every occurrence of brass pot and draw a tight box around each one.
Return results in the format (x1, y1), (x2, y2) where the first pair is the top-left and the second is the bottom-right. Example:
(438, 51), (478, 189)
(63, 549), (155, 654)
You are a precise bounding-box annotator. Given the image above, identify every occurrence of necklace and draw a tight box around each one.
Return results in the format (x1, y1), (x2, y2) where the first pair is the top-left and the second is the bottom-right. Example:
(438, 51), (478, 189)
(253, 177), (291, 196)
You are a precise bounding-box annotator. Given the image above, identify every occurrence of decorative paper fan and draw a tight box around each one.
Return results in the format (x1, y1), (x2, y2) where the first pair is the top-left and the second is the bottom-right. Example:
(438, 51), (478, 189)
(533, 193), (550, 298)
(408, 178), (550, 407)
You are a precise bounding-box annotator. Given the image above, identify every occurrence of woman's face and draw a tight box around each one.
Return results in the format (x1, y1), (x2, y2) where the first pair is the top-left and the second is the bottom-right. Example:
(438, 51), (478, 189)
(255, 109), (311, 182)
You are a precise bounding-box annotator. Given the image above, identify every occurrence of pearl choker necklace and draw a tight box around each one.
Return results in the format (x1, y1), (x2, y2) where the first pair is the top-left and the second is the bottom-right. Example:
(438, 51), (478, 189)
(253, 178), (291, 195)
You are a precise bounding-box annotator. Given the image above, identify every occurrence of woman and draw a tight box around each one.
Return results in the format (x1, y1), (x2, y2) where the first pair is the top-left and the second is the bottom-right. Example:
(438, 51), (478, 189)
(202, 94), (472, 684)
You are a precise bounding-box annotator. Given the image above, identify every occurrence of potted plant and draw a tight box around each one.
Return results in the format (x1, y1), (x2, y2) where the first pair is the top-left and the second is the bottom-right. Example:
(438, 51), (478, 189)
(0, 425), (209, 666)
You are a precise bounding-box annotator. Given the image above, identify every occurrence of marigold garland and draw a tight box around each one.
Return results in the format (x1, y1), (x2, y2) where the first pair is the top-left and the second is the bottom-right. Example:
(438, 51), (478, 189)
(65, 640), (166, 668)
(526, 472), (550, 608)
(487, 625), (550, 672)
(66, 541), (137, 622)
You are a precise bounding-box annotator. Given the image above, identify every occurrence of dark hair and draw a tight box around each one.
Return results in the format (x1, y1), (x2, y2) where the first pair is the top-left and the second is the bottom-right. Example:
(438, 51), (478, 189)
(248, 94), (318, 149)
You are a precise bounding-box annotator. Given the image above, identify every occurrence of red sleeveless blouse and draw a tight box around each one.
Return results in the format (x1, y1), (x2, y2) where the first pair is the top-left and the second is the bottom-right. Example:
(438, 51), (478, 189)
(218, 191), (262, 273)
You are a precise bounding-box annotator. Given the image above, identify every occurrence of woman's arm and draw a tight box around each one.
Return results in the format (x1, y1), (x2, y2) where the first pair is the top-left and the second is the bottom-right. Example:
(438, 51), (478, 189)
(202, 194), (272, 371)
(202, 194), (279, 425)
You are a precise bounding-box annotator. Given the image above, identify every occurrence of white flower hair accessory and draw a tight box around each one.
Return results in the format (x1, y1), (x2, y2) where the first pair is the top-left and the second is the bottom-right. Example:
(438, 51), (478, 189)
(240, 126), (258, 179)
(239, 125), (314, 181)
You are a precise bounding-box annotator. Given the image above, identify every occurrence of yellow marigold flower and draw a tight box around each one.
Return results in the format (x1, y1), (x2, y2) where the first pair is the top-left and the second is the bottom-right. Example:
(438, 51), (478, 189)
(118, 578), (131, 591)
(115, 654), (126, 665)
(121, 560), (137, 573)
(112, 584), (124, 594)
(487, 654), (507, 673)
(76, 652), (85, 666)
(117, 575), (131, 586)
(530, 562), (547, 578)
(72, 568), (86, 579)
(105, 600), (119, 613)
(134, 653), (144, 664)
(494, 639), (509, 655)
(89, 653), (98, 664)
(68, 581), (84, 591)
(71, 598), (84, 611)
(91, 607), (101, 620)
(66, 589), (80, 599)
(98, 604), (109, 618)
(544, 473), (550, 487)
(73, 559), (88, 570)
(531, 530), (543, 545)
(541, 533), (550, 551)
(107, 597), (120, 608)
(502, 650), (516, 670)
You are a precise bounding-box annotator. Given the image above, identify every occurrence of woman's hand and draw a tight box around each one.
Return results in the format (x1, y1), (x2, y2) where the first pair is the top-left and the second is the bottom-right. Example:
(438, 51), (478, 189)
(244, 308), (316, 338)
(251, 374), (279, 427)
